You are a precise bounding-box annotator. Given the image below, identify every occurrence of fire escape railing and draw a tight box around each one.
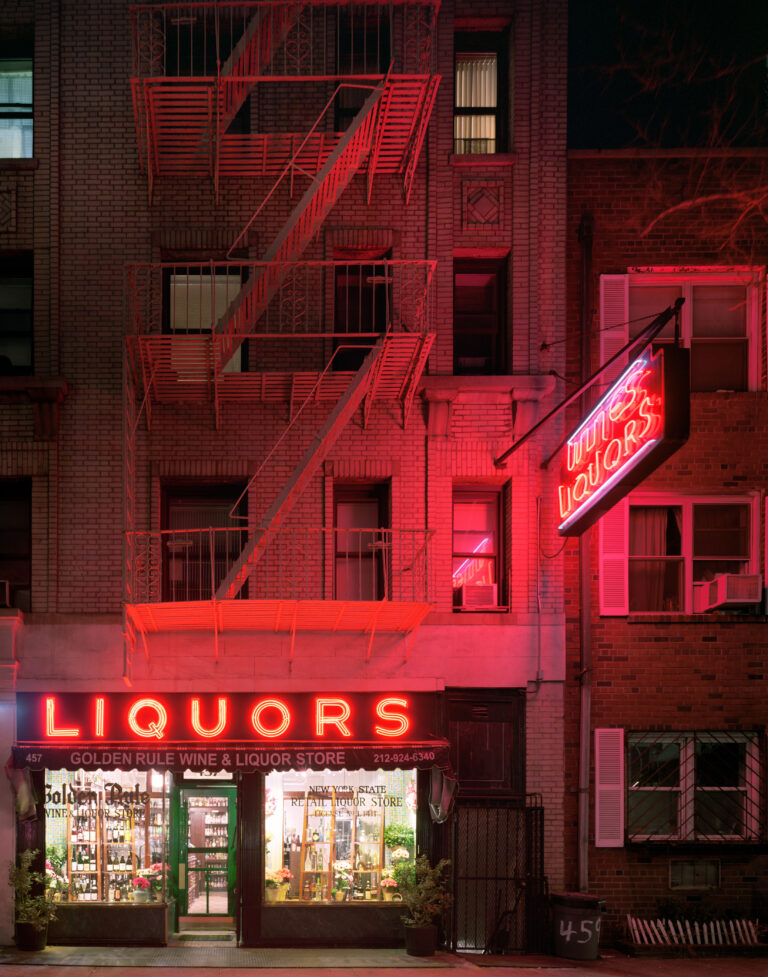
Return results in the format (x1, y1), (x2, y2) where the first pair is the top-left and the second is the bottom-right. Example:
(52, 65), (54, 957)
(131, 2), (439, 81)
(126, 526), (434, 606)
(126, 259), (435, 340)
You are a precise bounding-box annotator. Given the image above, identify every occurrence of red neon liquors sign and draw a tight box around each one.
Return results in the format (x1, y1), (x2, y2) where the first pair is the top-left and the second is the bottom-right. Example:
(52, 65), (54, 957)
(558, 346), (690, 536)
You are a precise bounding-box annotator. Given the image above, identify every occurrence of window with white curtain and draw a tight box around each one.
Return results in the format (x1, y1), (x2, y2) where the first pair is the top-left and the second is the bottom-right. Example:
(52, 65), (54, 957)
(454, 32), (507, 154)
(627, 497), (754, 613)
(627, 274), (756, 392)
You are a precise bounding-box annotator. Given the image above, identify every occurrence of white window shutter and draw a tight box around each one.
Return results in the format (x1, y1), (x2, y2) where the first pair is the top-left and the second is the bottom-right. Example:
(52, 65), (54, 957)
(598, 498), (628, 615)
(595, 728), (625, 848)
(600, 274), (629, 382)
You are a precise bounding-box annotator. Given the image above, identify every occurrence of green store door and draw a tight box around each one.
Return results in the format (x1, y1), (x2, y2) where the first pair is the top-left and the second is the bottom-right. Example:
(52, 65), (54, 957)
(173, 786), (237, 918)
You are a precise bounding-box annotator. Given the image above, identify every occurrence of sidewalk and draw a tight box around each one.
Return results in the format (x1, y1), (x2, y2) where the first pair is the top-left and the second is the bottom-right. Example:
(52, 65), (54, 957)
(0, 945), (767, 976)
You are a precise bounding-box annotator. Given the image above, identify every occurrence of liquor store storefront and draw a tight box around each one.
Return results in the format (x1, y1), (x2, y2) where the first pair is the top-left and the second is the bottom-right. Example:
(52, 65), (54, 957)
(13, 692), (452, 947)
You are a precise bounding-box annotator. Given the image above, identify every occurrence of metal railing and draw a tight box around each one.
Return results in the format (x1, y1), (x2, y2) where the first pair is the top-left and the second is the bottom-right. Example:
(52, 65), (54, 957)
(126, 259), (435, 339)
(627, 731), (763, 842)
(131, 1), (439, 80)
(126, 525), (433, 604)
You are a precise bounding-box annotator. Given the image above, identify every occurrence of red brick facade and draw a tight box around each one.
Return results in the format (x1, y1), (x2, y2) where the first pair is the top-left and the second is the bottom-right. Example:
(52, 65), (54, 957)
(565, 152), (768, 940)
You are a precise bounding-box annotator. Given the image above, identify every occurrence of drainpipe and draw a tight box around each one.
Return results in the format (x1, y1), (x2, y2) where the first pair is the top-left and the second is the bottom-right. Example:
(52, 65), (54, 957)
(577, 213), (594, 893)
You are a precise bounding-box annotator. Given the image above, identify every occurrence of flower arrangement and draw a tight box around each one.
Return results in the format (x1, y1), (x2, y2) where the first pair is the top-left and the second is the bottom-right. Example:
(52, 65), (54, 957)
(135, 862), (171, 896)
(265, 867), (293, 889)
(381, 876), (398, 889)
(132, 876), (151, 890)
(333, 860), (352, 891)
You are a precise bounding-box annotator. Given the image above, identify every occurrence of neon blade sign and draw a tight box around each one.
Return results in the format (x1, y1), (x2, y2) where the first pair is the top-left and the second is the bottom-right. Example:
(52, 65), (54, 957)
(558, 346), (689, 536)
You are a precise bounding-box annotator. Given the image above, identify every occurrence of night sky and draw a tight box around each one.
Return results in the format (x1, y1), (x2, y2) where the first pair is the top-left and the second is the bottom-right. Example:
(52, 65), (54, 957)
(568, 0), (768, 149)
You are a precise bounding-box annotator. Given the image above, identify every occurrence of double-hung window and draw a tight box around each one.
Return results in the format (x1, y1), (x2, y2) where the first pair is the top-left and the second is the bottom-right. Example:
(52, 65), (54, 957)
(454, 31), (508, 154)
(595, 728), (762, 846)
(0, 254), (33, 375)
(452, 490), (501, 609)
(163, 266), (245, 373)
(601, 270), (762, 392)
(162, 483), (247, 602)
(627, 731), (761, 842)
(0, 479), (31, 612)
(334, 483), (389, 601)
(600, 495), (758, 615)
(0, 41), (32, 158)
(453, 258), (506, 374)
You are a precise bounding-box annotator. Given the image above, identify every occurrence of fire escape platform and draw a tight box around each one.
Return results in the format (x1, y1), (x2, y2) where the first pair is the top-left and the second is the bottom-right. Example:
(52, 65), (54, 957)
(126, 598), (433, 636)
(128, 332), (434, 411)
(216, 77), (436, 179)
(133, 75), (436, 181)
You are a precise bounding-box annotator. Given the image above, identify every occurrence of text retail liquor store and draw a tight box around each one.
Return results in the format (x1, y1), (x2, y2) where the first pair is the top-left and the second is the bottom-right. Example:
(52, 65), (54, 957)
(11, 691), (453, 947)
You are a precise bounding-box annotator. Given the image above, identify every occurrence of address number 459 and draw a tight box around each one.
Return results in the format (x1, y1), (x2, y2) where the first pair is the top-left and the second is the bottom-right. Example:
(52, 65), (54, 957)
(559, 917), (601, 943)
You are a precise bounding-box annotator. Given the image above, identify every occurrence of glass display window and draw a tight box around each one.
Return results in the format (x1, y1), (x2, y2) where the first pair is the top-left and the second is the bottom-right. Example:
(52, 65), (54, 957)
(44, 768), (171, 904)
(264, 768), (416, 904)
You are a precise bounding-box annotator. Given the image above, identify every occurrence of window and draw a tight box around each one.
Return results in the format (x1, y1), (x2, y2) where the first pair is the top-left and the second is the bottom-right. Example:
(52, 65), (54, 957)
(163, 266), (246, 373)
(0, 35), (32, 158)
(334, 483), (389, 601)
(162, 483), (247, 601)
(601, 271), (761, 392)
(627, 732), (760, 842)
(264, 767), (416, 903)
(452, 490), (500, 609)
(0, 254), (33, 375)
(453, 259), (506, 374)
(333, 250), (391, 371)
(0, 479), (31, 611)
(600, 495), (757, 615)
(335, 8), (391, 131)
(44, 766), (171, 904)
(454, 31), (508, 154)
(627, 498), (753, 613)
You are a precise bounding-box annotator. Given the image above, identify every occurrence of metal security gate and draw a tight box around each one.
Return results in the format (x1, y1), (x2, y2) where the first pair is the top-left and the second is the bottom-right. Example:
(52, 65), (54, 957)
(451, 795), (548, 954)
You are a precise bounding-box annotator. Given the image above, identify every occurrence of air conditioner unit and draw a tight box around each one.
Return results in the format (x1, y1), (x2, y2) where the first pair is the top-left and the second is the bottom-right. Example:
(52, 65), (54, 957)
(695, 573), (762, 612)
(0, 580), (10, 608)
(460, 583), (498, 610)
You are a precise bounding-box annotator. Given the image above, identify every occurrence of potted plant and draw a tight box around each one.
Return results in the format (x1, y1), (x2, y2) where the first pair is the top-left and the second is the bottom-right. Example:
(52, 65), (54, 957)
(383, 824), (415, 851)
(9, 848), (58, 951)
(333, 861), (352, 901)
(264, 867), (292, 901)
(380, 874), (399, 901)
(132, 876), (152, 902)
(393, 855), (452, 956)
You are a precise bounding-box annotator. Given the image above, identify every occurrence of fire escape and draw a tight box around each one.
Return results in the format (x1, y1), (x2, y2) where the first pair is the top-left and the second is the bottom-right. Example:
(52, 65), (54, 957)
(124, 1), (440, 682)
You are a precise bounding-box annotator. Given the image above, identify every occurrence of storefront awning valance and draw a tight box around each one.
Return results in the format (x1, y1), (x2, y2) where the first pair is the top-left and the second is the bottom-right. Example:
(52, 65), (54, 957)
(13, 741), (452, 776)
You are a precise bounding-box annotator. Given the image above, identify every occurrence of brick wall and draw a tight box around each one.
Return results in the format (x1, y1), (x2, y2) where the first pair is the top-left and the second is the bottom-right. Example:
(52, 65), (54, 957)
(564, 152), (768, 940)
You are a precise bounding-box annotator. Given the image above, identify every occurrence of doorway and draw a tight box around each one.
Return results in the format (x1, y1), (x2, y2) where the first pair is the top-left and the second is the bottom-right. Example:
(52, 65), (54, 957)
(174, 785), (237, 920)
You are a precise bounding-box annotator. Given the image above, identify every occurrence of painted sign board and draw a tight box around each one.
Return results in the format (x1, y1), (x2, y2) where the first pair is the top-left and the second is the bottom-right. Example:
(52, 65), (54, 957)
(558, 346), (690, 536)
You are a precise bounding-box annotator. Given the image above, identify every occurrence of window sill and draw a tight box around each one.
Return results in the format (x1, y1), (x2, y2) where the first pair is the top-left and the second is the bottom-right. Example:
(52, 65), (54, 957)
(626, 612), (767, 624)
(0, 157), (38, 170)
(449, 152), (517, 167)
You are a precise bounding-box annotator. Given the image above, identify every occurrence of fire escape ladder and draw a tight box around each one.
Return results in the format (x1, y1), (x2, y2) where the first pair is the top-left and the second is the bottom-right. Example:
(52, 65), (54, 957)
(215, 82), (385, 368)
(218, 4), (296, 134)
(213, 4), (298, 198)
(214, 338), (386, 601)
(399, 74), (440, 203)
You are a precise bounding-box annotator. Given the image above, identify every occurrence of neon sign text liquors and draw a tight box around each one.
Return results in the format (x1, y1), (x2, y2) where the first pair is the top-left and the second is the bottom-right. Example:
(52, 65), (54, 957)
(20, 692), (423, 745)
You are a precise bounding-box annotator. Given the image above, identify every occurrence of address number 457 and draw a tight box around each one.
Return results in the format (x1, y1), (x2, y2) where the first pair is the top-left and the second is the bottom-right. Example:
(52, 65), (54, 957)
(559, 917), (601, 943)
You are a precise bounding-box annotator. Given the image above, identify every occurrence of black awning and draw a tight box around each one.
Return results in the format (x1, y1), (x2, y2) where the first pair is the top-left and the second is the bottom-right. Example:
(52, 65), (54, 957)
(13, 740), (452, 775)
